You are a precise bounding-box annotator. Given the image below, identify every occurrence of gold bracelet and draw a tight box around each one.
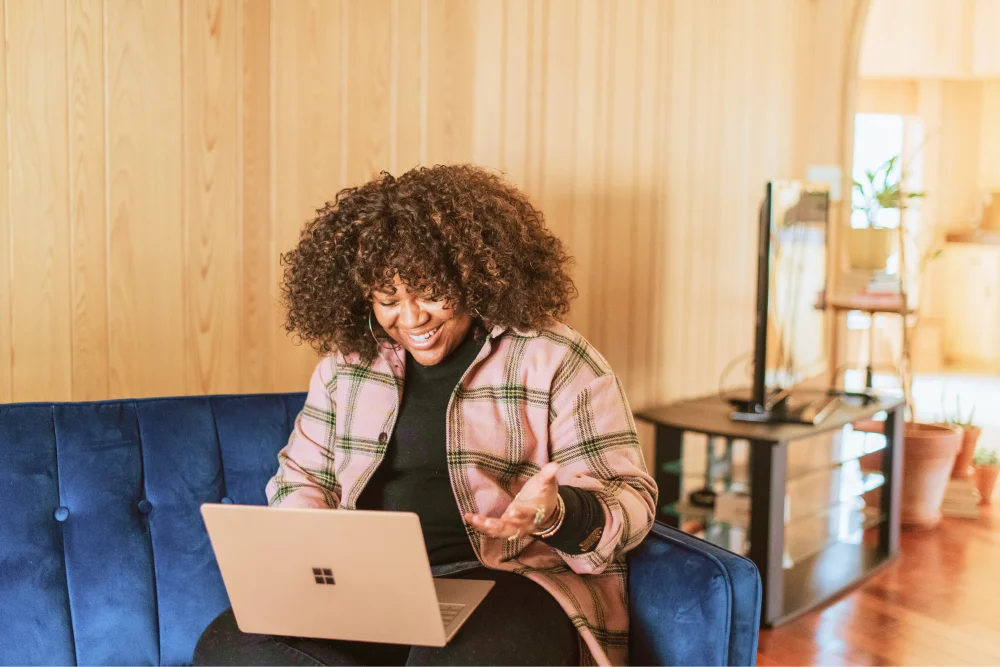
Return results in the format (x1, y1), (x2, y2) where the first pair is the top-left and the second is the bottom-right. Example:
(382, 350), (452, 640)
(531, 494), (565, 538)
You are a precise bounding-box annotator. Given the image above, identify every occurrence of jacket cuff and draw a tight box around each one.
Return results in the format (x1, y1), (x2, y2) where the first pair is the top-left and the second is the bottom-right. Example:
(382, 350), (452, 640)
(539, 486), (605, 554)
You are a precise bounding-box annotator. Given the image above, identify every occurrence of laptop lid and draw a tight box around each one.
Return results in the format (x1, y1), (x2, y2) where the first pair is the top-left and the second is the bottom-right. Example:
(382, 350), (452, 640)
(201, 504), (449, 646)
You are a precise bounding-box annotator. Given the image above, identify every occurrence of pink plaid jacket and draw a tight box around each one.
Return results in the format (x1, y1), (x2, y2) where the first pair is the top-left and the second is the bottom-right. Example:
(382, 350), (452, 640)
(265, 322), (657, 666)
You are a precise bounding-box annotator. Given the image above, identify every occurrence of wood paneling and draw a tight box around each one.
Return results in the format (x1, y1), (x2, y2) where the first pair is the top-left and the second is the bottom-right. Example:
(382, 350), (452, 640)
(0, 0), (10, 403)
(972, 0), (1000, 76)
(6, 0), (71, 401)
(861, 0), (1000, 79)
(856, 80), (919, 115)
(1, 0), (866, 404)
(981, 82), (1000, 190)
(68, 0), (109, 400)
(238, 0), (273, 393)
(270, 0), (346, 391)
(106, 0), (184, 398)
(184, 0), (241, 395)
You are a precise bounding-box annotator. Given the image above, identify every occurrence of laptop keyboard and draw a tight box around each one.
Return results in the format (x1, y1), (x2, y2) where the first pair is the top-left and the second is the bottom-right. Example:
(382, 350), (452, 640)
(439, 603), (466, 629)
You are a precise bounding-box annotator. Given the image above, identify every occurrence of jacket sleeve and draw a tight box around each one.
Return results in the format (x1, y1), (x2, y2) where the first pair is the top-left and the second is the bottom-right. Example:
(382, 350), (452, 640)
(547, 368), (657, 575)
(265, 356), (341, 509)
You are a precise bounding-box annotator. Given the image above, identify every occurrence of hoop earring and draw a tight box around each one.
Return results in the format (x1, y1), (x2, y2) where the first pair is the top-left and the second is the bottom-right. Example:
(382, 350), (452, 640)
(470, 307), (482, 319)
(368, 311), (395, 349)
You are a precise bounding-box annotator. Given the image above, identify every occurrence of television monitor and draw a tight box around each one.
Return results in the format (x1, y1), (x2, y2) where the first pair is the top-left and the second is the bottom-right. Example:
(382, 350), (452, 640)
(730, 180), (834, 423)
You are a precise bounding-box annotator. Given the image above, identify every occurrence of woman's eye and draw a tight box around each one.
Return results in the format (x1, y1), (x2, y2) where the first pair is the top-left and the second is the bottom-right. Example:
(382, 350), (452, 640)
(379, 301), (397, 308)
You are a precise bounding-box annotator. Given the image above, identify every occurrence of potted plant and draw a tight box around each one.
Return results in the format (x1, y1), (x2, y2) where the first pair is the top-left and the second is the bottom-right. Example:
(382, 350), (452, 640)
(849, 155), (924, 271)
(872, 157), (964, 531)
(973, 448), (999, 506)
(941, 393), (979, 479)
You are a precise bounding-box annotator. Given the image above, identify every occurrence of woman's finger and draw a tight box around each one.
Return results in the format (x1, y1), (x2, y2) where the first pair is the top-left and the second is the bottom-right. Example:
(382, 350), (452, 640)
(464, 512), (533, 539)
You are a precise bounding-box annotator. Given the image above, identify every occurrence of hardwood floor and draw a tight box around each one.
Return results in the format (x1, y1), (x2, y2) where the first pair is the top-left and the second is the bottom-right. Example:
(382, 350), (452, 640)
(757, 504), (1000, 666)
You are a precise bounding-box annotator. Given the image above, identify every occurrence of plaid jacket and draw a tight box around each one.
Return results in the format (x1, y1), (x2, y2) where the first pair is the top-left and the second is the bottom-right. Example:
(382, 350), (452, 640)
(266, 322), (657, 666)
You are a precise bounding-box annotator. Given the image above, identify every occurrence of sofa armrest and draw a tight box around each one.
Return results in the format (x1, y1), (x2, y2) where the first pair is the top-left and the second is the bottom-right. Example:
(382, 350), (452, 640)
(627, 522), (761, 666)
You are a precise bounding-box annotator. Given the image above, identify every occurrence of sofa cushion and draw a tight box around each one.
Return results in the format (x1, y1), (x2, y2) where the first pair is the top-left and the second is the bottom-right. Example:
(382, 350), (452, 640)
(0, 394), (306, 666)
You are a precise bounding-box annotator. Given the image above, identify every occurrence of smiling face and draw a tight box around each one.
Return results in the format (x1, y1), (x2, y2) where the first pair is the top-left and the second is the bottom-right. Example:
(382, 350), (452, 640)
(371, 276), (475, 366)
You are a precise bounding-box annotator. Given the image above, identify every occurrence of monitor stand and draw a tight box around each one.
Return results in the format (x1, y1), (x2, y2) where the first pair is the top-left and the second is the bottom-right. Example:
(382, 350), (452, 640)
(727, 389), (843, 425)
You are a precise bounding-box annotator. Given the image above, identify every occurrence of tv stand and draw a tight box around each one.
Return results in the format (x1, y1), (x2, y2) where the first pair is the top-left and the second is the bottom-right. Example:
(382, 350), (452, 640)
(636, 391), (905, 628)
(727, 389), (843, 425)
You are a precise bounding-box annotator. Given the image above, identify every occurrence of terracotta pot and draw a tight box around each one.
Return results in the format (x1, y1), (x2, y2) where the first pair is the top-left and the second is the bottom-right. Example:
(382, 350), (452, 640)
(975, 466), (999, 505)
(901, 423), (961, 531)
(951, 425), (980, 479)
(853, 419), (885, 434)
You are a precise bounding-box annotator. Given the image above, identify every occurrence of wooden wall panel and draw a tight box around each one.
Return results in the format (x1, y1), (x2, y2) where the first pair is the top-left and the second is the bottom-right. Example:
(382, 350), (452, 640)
(68, 0), (109, 400)
(981, 82), (1000, 190)
(345, 0), (392, 184)
(425, 0), (475, 165)
(239, 0), (272, 393)
(270, 0), (345, 390)
(6, 0), (72, 401)
(185, 0), (241, 395)
(393, 0), (424, 172)
(0, 0), (10, 403)
(106, 0), (185, 398)
(2, 0), (866, 406)
(972, 0), (1000, 76)
(856, 80), (920, 115)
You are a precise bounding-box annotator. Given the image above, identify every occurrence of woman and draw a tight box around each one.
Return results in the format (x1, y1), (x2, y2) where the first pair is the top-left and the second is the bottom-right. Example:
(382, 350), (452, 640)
(195, 165), (656, 667)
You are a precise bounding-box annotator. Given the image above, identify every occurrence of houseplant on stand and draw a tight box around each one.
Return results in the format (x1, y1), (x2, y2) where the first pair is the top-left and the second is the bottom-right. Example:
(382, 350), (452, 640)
(850, 155), (924, 272)
(973, 448), (999, 506)
(867, 155), (960, 531)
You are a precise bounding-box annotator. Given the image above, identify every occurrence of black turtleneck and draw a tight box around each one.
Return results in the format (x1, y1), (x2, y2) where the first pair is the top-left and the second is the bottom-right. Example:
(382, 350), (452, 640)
(356, 327), (604, 565)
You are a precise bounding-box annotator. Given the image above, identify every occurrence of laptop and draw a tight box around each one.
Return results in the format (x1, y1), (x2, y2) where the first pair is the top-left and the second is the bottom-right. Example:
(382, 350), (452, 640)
(200, 504), (494, 647)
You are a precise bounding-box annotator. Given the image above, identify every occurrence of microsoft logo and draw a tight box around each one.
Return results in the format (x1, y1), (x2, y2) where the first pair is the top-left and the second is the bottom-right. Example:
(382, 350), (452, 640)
(312, 568), (335, 585)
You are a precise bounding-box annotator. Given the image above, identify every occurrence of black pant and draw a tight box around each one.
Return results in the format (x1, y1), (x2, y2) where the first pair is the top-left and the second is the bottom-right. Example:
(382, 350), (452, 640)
(193, 568), (580, 666)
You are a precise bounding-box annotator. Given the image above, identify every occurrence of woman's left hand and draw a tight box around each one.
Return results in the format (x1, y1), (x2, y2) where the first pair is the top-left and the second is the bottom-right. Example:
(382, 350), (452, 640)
(464, 462), (561, 540)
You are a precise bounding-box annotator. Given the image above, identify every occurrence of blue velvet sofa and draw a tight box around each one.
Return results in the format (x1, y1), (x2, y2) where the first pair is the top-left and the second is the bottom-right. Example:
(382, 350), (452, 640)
(0, 393), (760, 666)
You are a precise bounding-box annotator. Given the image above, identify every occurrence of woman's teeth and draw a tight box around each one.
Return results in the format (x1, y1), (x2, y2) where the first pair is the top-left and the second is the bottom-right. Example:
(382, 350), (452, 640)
(410, 326), (440, 342)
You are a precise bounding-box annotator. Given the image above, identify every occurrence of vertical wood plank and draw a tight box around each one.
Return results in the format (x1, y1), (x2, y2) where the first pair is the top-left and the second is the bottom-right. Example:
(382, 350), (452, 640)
(240, 0), (271, 393)
(537, 0), (576, 255)
(471, 0), (503, 170)
(981, 82), (1000, 190)
(501, 0), (529, 187)
(648, 0), (668, 403)
(567, 0), (599, 341)
(271, 0), (341, 390)
(601, 0), (638, 379)
(345, 0), (393, 184)
(523, 0), (545, 195)
(6, 0), (72, 401)
(425, 0), (475, 166)
(106, 0), (185, 398)
(628, 0), (659, 407)
(68, 0), (109, 400)
(663, 0), (694, 398)
(184, 0), (240, 395)
(0, 0), (10, 402)
(395, 0), (424, 172)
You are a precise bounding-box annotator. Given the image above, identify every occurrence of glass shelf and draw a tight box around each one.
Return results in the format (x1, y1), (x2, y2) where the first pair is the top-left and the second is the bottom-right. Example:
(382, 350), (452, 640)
(781, 535), (887, 621)
(786, 427), (887, 481)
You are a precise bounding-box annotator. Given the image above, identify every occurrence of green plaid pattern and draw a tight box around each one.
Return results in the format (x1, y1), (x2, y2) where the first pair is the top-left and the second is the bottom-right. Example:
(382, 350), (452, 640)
(265, 323), (657, 666)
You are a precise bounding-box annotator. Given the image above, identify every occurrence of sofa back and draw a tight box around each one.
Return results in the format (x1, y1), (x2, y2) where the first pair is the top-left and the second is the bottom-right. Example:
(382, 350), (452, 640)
(0, 393), (307, 666)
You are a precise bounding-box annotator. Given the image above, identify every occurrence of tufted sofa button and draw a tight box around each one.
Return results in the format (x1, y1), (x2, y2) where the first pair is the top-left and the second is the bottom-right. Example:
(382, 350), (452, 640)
(53, 506), (70, 522)
(220, 496), (234, 505)
(137, 499), (153, 516)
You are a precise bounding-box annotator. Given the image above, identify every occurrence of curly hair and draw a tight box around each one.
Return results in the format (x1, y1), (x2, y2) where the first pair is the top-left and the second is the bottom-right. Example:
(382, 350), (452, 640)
(280, 164), (577, 361)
